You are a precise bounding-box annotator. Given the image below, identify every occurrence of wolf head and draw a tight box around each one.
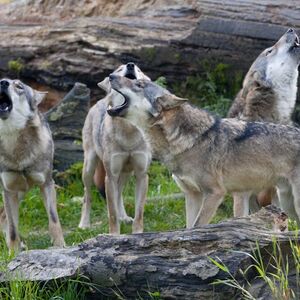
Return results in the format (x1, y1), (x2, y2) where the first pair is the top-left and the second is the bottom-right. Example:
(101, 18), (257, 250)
(107, 75), (187, 125)
(98, 63), (151, 112)
(0, 79), (47, 123)
(98, 62), (151, 94)
(245, 28), (300, 87)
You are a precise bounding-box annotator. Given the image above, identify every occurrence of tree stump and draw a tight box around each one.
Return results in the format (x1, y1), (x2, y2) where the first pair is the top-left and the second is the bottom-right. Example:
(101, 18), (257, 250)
(46, 82), (90, 170)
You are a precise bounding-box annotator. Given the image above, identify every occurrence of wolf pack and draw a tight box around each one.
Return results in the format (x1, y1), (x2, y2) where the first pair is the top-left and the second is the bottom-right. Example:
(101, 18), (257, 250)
(0, 28), (299, 252)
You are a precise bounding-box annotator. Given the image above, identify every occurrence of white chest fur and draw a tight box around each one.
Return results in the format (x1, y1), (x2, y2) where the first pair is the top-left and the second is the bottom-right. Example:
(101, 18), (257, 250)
(266, 59), (298, 123)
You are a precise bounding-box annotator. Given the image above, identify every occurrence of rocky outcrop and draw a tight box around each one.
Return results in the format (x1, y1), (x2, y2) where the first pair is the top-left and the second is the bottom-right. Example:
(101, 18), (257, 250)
(46, 82), (90, 170)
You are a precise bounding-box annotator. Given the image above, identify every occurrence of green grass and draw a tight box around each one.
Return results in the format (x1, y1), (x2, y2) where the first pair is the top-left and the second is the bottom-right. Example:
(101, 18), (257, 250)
(210, 236), (300, 300)
(0, 161), (233, 299)
(0, 161), (233, 250)
(0, 63), (240, 298)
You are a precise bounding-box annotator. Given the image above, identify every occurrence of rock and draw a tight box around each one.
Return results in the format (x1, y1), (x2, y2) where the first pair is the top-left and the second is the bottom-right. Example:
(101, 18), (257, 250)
(46, 82), (90, 170)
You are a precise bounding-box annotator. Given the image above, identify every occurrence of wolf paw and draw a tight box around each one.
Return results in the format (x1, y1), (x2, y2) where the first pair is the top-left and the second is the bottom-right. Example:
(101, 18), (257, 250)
(119, 215), (134, 224)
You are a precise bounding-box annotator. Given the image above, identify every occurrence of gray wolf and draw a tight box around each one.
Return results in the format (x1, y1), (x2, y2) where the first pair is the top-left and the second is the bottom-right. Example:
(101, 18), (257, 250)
(107, 75), (300, 228)
(79, 63), (152, 234)
(0, 79), (65, 251)
(228, 28), (300, 221)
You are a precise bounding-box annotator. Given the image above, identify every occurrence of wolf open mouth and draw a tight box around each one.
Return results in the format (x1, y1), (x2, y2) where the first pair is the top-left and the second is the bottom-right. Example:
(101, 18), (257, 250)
(294, 35), (300, 47)
(107, 89), (129, 117)
(0, 91), (12, 114)
(125, 73), (136, 80)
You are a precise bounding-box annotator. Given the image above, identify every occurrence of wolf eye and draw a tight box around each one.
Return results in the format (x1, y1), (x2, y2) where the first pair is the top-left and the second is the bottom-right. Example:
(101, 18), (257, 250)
(136, 81), (143, 88)
(14, 81), (24, 90)
(266, 49), (273, 56)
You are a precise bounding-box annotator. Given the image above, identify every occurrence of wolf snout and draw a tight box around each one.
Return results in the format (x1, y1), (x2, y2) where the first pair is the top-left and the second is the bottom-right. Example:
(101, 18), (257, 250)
(126, 62), (135, 70)
(109, 74), (117, 81)
(0, 80), (9, 90)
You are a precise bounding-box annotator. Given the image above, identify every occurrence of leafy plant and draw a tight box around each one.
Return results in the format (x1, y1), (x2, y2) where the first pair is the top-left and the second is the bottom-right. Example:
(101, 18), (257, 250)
(8, 59), (24, 78)
(171, 62), (242, 117)
(155, 76), (167, 88)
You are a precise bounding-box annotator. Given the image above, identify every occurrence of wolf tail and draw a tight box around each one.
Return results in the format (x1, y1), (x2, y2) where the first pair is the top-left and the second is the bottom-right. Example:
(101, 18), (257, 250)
(93, 161), (106, 200)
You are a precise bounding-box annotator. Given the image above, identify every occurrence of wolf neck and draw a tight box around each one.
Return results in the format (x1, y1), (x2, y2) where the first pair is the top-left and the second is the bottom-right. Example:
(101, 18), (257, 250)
(0, 114), (42, 154)
(112, 117), (146, 150)
(157, 103), (216, 158)
(274, 70), (298, 123)
(268, 65), (298, 123)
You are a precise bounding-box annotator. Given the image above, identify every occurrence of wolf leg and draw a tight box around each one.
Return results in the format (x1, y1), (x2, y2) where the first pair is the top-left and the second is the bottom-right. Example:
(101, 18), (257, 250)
(94, 160), (106, 199)
(193, 189), (225, 226)
(233, 192), (251, 217)
(105, 174), (121, 235)
(117, 172), (133, 224)
(3, 191), (20, 252)
(283, 178), (300, 224)
(41, 179), (65, 247)
(184, 191), (203, 228)
(79, 151), (98, 228)
(132, 173), (148, 233)
(172, 175), (203, 228)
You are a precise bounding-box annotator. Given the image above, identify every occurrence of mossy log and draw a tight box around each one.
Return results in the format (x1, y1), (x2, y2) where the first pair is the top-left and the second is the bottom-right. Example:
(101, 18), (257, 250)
(0, 206), (298, 299)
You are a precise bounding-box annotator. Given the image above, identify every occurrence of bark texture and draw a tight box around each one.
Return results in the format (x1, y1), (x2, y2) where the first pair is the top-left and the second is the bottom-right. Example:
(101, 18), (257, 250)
(0, 1), (299, 168)
(0, 1), (299, 90)
(0, 206), (297, 299)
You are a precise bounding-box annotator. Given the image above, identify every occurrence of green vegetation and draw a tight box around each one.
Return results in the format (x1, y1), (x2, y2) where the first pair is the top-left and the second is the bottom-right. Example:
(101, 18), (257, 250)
(210, 236), (300, 300)
(142, 47), (157, 62)
(154, 76), (167, 88)
(172, 62), (242, 117)
(0, 161), (233, 250)
(0, 62), (249, 298)
(8, 59), (24, 78)
(0, 161), (233, 299)
(0, 275), (90, 300)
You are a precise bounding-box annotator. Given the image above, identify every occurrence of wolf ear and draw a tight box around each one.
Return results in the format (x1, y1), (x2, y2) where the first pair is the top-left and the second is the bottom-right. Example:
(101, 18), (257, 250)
(157, 94), (188, 110)
(98, 77), (111, 93)
(34, 91), (48, 105)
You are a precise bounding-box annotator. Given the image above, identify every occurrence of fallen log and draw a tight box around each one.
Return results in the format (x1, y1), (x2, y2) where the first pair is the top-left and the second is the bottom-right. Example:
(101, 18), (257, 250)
(0, 1), (299, 89)
(0, 206), (297, 299)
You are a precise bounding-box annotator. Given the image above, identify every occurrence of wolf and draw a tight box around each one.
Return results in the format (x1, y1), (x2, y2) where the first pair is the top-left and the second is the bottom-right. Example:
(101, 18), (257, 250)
(228, 28), (300, 220)
(107, 75), (300, 228)
(79, 63), (152, 234)
(0, 79), (65, 251)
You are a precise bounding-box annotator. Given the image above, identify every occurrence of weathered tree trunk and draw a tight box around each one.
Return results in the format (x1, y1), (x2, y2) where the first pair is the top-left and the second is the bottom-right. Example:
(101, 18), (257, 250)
(46, 82), (90, 170)
(0, 1), (299, 168)
(0, 1), (299, 89)
(0, 206), (297, 299)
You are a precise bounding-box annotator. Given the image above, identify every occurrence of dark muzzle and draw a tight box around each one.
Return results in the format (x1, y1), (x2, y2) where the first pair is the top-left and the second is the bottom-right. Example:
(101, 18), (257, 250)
(0, 80), (12, 119)
(107, 90), (130, 117)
